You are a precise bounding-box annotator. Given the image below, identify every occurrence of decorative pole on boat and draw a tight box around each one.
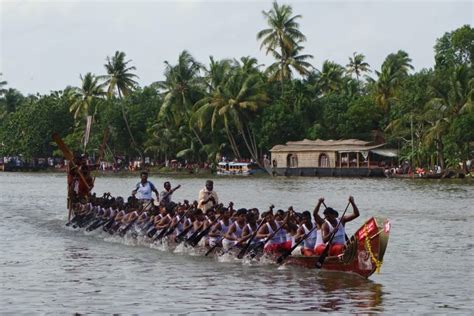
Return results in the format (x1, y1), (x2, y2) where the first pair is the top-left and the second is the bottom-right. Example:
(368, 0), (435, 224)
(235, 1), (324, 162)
(52, 133), (91, 222)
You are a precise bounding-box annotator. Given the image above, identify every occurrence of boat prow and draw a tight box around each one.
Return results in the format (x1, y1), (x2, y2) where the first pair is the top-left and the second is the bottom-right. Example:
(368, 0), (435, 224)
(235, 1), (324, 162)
(282, 217), (390, 278)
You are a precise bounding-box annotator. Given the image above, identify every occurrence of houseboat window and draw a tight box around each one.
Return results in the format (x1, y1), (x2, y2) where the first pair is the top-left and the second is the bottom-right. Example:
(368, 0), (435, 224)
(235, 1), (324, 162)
(272, 160), (277, 168)
(287, 154), (298, 168)
(319, 153), (329, 167)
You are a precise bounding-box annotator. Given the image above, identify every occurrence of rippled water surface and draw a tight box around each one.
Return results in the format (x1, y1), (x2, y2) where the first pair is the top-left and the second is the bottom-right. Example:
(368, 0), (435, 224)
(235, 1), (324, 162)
(1, 172), (473, 314)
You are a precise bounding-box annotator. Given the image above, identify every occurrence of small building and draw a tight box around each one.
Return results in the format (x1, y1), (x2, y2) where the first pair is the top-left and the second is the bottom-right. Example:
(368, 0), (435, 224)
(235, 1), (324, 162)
(269, 139), (398, 177)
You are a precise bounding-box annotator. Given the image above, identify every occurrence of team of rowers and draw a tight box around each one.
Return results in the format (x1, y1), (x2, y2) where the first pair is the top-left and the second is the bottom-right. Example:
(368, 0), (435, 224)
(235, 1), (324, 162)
(69, 171), (360, 258)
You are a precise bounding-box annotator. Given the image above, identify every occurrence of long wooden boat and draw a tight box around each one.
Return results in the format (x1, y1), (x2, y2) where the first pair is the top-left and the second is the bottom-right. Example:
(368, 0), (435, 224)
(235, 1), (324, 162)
(69, 209), (390, 279)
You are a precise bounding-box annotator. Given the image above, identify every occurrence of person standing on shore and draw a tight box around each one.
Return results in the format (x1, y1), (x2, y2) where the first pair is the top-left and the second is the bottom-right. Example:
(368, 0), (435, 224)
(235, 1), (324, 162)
(198, 180), (218, 211)
(132, 171), (159, 210)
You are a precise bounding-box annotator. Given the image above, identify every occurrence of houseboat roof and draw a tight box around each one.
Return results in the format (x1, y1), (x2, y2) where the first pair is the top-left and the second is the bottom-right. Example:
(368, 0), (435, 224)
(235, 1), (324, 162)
(270, 139), (386, 153)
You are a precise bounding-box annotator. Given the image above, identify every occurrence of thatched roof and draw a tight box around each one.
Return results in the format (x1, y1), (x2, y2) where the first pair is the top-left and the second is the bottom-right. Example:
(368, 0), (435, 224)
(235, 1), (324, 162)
(270, 139), (385, 153)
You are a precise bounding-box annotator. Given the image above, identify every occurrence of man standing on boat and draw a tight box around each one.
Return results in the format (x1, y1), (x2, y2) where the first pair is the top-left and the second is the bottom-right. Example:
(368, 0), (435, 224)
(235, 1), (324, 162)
(198, 180), (218, 211)
(132, 171), (159, 210)
(160, 181), (181, 206)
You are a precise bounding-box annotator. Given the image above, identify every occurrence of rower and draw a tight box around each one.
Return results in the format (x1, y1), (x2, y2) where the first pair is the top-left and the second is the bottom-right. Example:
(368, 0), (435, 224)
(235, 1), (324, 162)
(153, 202), (177, 234)
(315, 196), (360, 256)
(294, 211), (317, 256)
(311, 197), (328, 255)
(208, 207), (232, 248)
(173, 203), (192, 236)
(256, 209), (291, 253)
(132, 171), (159, 211)
(223, 208), (247, 251)
(240, 211), (260, 246)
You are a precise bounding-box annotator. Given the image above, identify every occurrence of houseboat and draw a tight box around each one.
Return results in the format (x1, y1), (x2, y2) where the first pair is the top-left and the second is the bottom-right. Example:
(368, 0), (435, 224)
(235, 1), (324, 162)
(268, 139), (398, 177)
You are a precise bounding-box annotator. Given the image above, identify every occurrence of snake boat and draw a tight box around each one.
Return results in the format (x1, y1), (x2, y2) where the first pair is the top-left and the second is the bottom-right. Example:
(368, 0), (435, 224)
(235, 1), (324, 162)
(68, 204), (390, 279)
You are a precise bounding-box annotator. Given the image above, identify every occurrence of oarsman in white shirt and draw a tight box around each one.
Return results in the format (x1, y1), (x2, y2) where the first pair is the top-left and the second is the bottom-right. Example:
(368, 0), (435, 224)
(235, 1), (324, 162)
(198, 180), (218, 211)
(132, 171), (159, 210)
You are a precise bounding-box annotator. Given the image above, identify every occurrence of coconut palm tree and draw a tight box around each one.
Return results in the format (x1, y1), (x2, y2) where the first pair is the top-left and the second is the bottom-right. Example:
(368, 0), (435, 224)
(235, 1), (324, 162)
(423, 64), (474, 168)
(346, 52), (371, 81)
(155, 50), (205, 145)
(372, 50), (414, 116)
(69, 73), (106, 119)
(257, 1), (310, 82)
(266, 44), (313, 81)
(102, 51), (140, 157)
(316, 60), (345, 95)
(205, 56), (232, 93)
(193, 70), (268, 162)
(0, 73), (7, 96)
(233, 56), (264, 76)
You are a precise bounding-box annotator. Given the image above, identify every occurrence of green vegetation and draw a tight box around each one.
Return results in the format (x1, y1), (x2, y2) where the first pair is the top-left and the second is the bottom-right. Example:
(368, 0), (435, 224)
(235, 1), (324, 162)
(0, 2), (472, 171)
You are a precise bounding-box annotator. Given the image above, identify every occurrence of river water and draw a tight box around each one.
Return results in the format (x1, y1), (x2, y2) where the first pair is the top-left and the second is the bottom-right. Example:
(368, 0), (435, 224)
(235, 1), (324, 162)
(0, 172), (473, 314)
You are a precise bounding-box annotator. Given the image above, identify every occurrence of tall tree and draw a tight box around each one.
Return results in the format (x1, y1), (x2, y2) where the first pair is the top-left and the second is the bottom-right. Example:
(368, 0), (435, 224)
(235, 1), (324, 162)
(156, 50), (205, 145)
(266, 44), (313, 81)
(316, 60), (345, 95)
(257, 1), (311, 82)
(69, 73), (106, 120)
(346, 52), (371, 81)
(193, 70), (268, 162)
(102, 51), (140, 157)
(434, 24), (474, 69)
(0, 73), (7, 96)
(423, 64), (474, 168)
(372, 50), (414, 117)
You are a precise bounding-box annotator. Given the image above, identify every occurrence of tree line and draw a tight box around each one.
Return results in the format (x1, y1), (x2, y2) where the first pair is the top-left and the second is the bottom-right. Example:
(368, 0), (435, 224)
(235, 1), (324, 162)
(0, 2), (472, 170)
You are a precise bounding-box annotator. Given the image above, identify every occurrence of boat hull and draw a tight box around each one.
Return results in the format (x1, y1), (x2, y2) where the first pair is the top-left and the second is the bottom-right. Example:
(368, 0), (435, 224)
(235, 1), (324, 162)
(272, 167), (386, 177)
(273, 217), (390, 278)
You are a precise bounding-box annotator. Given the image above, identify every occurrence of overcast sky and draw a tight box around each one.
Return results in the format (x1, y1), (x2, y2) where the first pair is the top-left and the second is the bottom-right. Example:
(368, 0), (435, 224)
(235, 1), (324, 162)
(1, 0), (472, 95)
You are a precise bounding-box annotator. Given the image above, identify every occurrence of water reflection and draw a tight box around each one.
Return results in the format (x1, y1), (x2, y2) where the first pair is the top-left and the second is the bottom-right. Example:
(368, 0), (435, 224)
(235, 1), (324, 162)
(222, 263), (384, 313)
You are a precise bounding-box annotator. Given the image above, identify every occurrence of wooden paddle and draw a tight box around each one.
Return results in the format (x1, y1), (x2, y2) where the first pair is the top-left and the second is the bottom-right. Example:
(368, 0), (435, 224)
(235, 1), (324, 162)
(188, 215), (224, 247)
(315, 201), (351, 269)
(204, 237), (223, 256)
(236, 219), (267, 259)
(52, 133), (90, 192)
(247, 219), (287, 258)
(276, 224), (318, 264)
(160, 185), (181, 204)
(163, 207), (193, 238)
(118, 199), (153, 236)
(53, 133), (91, 222)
